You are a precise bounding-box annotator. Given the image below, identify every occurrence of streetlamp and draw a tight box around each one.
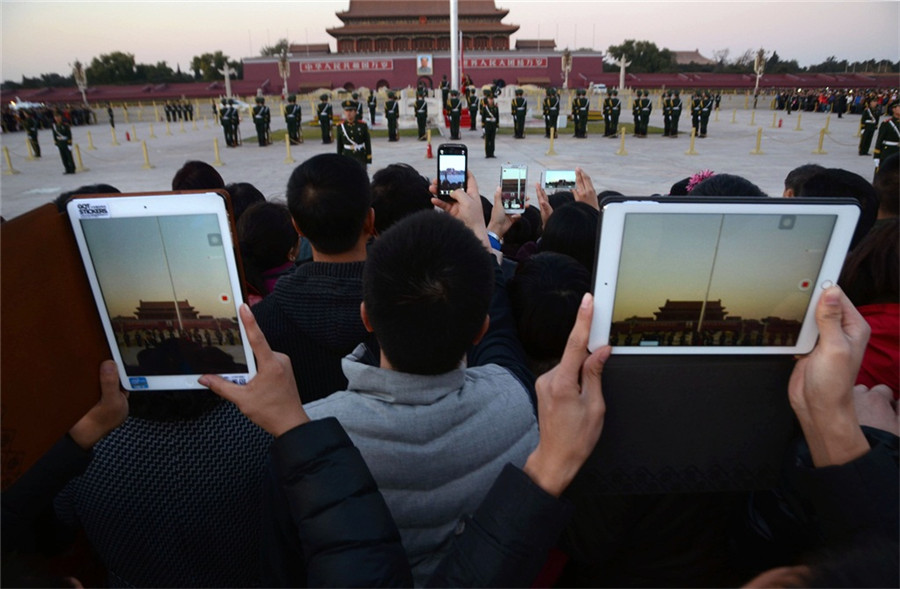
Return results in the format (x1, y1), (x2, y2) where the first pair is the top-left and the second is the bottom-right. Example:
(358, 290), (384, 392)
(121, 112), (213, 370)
(277, 50), (292, 98)
(72, 60), (88, 107)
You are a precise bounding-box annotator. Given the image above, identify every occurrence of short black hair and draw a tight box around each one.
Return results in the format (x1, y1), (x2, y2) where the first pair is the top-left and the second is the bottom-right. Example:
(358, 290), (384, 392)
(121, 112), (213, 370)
(224, 182), (266, 223)
(363, 211), (494, 375)
(370, 163), (433, 235)
(874, 153), (899, 216)
(509, 252), (591, 375)
(540, 201), (600, 271)
(669, 177), (691, 196)
(689, 173), (767, 197)
(54, 184), (120, 212)
(171, 160), (225, 191)
(784, 163), (826, 195)
(238, 201), (298, 296)
(548, 190), (575, 210)
(797, 168), (878, 250)
(286, 154), (371, 254)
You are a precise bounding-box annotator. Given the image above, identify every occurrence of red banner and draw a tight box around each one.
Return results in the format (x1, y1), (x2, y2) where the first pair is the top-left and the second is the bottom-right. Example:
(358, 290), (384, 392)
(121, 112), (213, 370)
(463, 57), (548, 69)
(298, 60), (394, 73)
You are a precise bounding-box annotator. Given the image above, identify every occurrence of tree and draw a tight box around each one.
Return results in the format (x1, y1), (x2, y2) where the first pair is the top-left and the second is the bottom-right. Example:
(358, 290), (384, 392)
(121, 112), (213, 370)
(606, 40), (675, 73)
(87, 51), (138, 84)
(191, 51), (242, 82)
(260, 38), (290, 57)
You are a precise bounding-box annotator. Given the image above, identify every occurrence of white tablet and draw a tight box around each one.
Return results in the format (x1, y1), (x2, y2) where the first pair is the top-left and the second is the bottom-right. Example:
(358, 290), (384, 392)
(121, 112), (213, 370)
(67, 192), (256, 390)
(589, 198), (860, 354)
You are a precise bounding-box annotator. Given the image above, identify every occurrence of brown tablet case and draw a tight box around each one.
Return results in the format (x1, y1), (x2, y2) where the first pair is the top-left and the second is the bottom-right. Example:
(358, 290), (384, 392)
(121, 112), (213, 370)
(1, 203), (108, 490)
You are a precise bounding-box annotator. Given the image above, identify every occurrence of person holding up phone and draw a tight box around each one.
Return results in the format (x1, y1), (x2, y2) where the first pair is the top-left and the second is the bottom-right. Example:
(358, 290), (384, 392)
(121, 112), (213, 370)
(481, 91), (499, 159)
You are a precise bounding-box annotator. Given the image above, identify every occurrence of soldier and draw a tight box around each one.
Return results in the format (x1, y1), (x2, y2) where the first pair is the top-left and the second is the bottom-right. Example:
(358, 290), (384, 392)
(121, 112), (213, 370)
(186, 101), (194, 121)
(467, 87), (480, 131)
(440, 75), (450, 110)
(511, 88), (527, 139)
(447, 89), (462, 140)
(164, 101), (173, 123)
(859, 97), (881, 155)
(480, 90), (499, 158)
(873, 100), (900, 174)
(691, 90), (702, 135)
(670, 90), (683, 138)
(699, 91), (714, 137)
(252, 96), (271, 146)
(414, 89), (428, 140)
(572, 88), (589, 138)
(106, 102), (115, 129)
(317, 93), (333, 144)
(662, 91), (673, 137)
(367, 91), (377, 125)
(543, 87), (560, 138)
(284, 94), (302, 145)
(219, 98), (233, 146)
(51, 111), (75, 174)
(337, 99), (371, 170)
(384, 91), (399, 142)
(632, 91), (641, 136)
(608, 89), (621, 137)
(21, 110), (40, 158)
(352, 92), (364, 123)
(602, 90), (614, 136)
(639, 90), (652, 137)
(228, 99), (241, 146)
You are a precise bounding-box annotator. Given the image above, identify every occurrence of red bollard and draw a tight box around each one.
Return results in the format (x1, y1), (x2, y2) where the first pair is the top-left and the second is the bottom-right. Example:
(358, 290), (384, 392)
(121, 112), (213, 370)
(125, 131), (131, 141)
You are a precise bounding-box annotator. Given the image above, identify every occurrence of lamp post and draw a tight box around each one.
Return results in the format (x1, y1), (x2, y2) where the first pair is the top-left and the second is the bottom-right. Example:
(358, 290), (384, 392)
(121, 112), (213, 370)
(216, 62), (235, 99)
(753, 48), (766, 109)
(72, 60), (88, 107)
(561, 49), (572, 89)
(277, 50), (291, 98)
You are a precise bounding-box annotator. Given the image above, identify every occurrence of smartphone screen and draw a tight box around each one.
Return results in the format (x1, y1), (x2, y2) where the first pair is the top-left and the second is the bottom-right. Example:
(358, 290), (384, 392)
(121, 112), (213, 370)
(501, 165), (527, 212)
(543, 169), (577, 191)
(437, 143), (467, 200)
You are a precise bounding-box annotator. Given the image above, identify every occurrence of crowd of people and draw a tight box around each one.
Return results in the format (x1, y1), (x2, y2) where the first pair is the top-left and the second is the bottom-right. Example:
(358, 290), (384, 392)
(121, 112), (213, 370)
(1, 104), (899, 587)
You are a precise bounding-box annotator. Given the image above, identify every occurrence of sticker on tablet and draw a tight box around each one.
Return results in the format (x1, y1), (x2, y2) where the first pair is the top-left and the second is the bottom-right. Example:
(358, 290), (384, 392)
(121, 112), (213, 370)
(75, 202), (110, 219)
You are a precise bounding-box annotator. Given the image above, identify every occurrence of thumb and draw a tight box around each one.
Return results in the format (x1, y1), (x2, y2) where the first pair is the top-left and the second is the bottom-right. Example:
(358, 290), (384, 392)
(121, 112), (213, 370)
(815, 286), (850, 347)
(199, 373), (240, 405)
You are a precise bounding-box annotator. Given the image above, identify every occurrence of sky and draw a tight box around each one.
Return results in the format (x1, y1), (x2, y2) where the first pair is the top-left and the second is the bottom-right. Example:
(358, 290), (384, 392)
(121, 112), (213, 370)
(2, 1), (898, 83)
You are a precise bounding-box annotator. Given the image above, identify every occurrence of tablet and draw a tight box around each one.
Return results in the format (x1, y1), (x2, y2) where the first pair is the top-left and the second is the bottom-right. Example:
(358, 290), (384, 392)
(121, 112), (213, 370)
(67, 192), (256, 390)
(589, 197), (860, 354)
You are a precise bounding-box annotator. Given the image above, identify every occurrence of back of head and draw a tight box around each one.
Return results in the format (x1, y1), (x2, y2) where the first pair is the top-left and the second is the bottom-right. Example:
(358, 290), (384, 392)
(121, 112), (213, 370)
(224, 182), (266, 223)
(363, 211), (494, 375)
(502, 205), (542, 252)
(548, 190), (575, 210)
(54, 183), (120, 212)
(783, 163), (826, 197)
(688, 173), (767, 197)
(238, 201), (298, 295)
(171, 160), (225, 191)
(286, 154), (371, 254)
(508, 252), (591, 375)
(540, 201), (600, 271)
(873, 153), (899, 217)
(797, 168), (878, 249)
(839, 217), (899, 306)
(370, 163), (433, 235)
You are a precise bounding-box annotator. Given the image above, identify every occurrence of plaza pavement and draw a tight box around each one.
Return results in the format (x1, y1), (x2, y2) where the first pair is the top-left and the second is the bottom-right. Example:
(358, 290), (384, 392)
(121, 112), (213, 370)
(0, 92), (876, 221)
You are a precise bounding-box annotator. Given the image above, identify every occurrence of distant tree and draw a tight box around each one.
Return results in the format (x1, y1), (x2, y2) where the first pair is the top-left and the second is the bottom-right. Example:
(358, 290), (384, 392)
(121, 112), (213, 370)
(806, 55), (849, 73)
(87, 51), (138, 84)
(191, 51), (242, 81)
(260, 38), (290, 57)
(606, 40), (675, 73)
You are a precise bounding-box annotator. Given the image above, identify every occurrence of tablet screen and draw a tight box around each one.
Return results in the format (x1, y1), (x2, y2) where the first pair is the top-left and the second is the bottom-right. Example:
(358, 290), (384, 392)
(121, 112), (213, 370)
(69, 193), (255, 389)
(590, 200), (859, 354)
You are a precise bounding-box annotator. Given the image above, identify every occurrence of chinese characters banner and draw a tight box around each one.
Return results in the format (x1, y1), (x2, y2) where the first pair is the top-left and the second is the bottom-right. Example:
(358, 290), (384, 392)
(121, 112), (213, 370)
(298, 60), (394, 73)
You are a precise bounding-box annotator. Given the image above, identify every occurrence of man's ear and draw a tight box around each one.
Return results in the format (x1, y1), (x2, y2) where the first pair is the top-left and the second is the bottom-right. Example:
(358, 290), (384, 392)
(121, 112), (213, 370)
(291, 217), (303, 237)
(363, 208), (376, 237)
(360, 301), (375, 333)
(471, 315), (490, 345)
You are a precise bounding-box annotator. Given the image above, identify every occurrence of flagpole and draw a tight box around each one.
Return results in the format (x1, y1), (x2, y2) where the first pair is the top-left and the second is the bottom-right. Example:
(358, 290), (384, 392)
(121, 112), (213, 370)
(450, 0), (459, 90)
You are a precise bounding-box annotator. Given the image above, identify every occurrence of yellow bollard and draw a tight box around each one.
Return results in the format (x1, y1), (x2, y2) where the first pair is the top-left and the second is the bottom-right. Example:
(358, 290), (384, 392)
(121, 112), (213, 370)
(426, 128), (432, 159)
(714, 107), (720, 122)
(25, 138), (36, 161)
(749, 111), (756, 126)
(154, 104), (160, 122)
(166, 120), (172, 136)
(3, 146), (20, 175)
(824, 113), (831, 134)
(138, 105), (144, 122)
(685, 127), (699, 155)
(855, 119), (862, 138)
(180, 119), (186, 133)
(131, 124), (138, 141)
(110, 127), (120, 146)
(149, 123), (157, 139)
(141, 140), (155, 169)
(731, 109), (737, 124)
(284, 133), (296, 164)
(794, 112), (802, 131)
(615, 126), (628, 156)
(86, 130), (97, 150)
(203, 116), (209, 129)
(744, 93), (749, 109)
(546, 127), (557, 156)
(123, 108), (130, 124)
(192, 117), (199, 131)
(812, 128), (828, 155)
(74, 144), (89, 172)
(750, 128), (764, 155)
(212, 138), (224, 166)
(771, 111), (778, 128)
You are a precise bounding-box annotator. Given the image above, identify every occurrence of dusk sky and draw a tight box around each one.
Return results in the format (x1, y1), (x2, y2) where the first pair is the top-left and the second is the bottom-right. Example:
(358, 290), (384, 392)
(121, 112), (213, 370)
(2, 1), (897, 83)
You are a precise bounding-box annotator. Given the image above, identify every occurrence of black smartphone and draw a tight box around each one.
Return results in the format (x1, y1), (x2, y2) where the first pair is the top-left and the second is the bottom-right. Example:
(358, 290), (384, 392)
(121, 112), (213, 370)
(437, 143), (468, 201)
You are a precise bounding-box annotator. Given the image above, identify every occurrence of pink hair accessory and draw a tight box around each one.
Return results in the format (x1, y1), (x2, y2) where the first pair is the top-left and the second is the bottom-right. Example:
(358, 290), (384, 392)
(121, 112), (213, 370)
(686, 169), (715, 193)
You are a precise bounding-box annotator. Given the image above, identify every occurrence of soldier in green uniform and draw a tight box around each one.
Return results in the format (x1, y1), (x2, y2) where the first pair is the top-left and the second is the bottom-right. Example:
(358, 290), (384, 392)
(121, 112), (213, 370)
(859, 97), (881, 155)
(337, 99), (372, 170)
(691, 90), (702, 136)
(543, 87), (560, 138)
(602, 90), (614, 136)
(21, 110), (40, 158)
(52, 111), (75, 174)
(219, 98), (233, 146)
(480, 90), (499, 158)
(447, 89), (463, 140)
(873, 100), (900, 174)
(384, 91), (400, 142)
(608, 89), (621, 137)
(511, 88), (527, 139)
(317, 93), (333, 144)
(440, 75), (450, 110)
(252, 96), (271, 147)
(662, 91), (673, 137)
(699, 91), (713, 137)
(351, 92), (364, 123)
(572, 88), (589, 138)
(632, 91), (641, 136)
(284, 94), (302, 145)
(638, 90), (652, 137)
(415, 89), (428, 140)
(467, 87), (480, 131)
(367, 91), (377, 125)
(670, 90), (683, 138)
(228, 99), (241, 146)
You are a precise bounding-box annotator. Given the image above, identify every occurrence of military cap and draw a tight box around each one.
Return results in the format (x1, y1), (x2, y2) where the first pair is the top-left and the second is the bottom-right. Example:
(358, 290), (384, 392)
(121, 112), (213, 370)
(515, 88), (523, 95)
(577, 88), (586, 95)
(388, 91), (396, 98)
(352, 92), (359, 99)
(341, 99), (359, 110)
(483, 88), (492, 97)
(320, 93), (329, 100)
(228, 99), (236, 104)
(288, 94), (296, 102)
(450, 89), (459, 95)
(255, 96), (264, 103)
(611, 89), (618, 95)
(221, 98), (228, 104)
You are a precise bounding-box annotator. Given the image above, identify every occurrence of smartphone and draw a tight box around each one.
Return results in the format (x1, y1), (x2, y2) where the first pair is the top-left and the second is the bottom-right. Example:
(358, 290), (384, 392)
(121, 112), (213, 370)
(437, 143), (468, 201)
(501, 164), (527, 213)
(543, 169), (577, 191)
